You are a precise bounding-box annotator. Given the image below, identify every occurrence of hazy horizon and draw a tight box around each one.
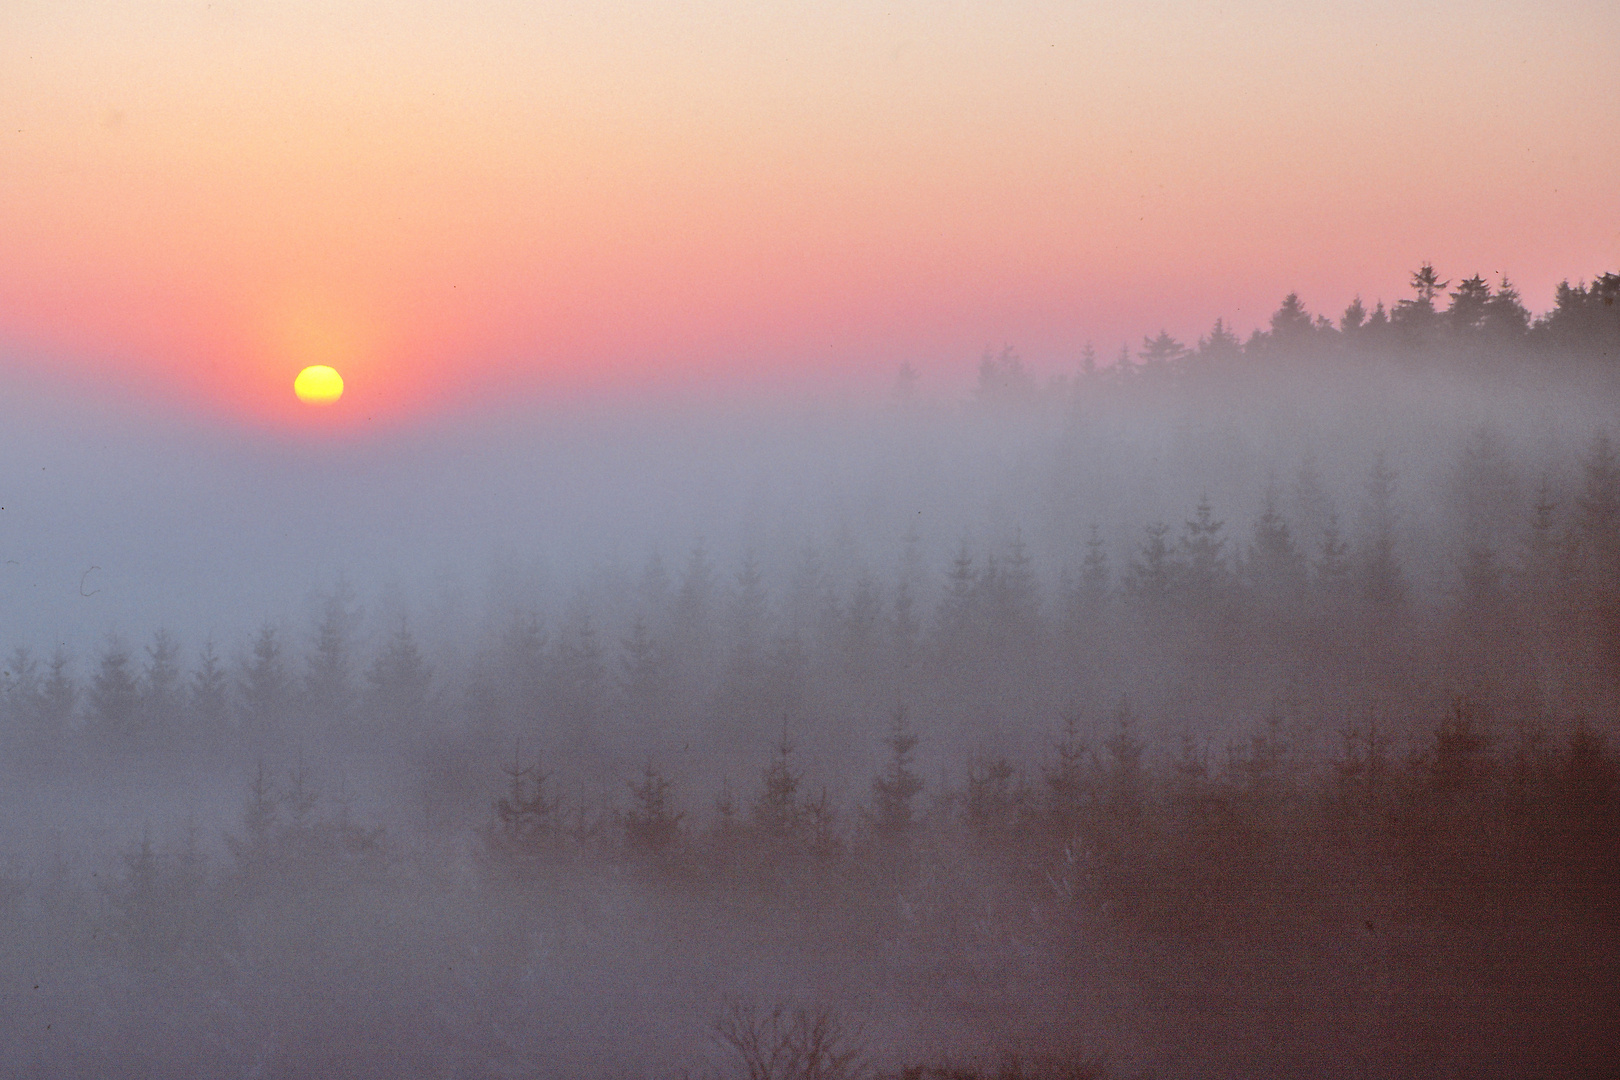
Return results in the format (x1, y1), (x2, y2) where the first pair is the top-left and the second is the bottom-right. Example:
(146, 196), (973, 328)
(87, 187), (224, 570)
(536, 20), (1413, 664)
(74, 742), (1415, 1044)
(3, 2), (1618, 1076)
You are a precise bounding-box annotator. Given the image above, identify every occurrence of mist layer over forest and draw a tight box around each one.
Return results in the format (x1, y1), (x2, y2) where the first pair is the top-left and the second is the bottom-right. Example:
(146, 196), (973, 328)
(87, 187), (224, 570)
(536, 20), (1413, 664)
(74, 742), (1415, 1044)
(2, 269), (1619, 1077)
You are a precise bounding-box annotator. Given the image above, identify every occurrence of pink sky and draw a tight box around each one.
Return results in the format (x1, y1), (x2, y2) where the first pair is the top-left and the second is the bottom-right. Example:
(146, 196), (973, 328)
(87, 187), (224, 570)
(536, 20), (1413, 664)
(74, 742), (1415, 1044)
(3, 0), (1617, 426)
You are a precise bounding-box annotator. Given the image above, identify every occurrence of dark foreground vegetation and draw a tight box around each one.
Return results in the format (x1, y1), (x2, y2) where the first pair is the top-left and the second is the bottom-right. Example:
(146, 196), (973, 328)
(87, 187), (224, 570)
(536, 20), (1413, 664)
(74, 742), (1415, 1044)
(2, 264), (1619, 1077)
(2, 693), (1614, 1077)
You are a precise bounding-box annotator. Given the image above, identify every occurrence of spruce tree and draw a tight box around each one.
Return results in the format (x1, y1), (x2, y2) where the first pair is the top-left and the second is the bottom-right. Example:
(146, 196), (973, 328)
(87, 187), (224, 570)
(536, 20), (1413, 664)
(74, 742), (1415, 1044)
(1080, 523), (1111, 602)
(1104, 697), (1145, 824)
(492, 747), (562, 854)
(140, 629), (183, 745)
(1044, 709), (1089, 828)
(40, 646), (77, 738)
(89, 635), (141, 748)
(1180, 495), (1229, 601)
(366, 618), (433, 734)
(1124, 522), (1176, 602)
(306, 578), (361, 730)
(623, 762), (683, 855)
(619, 614), (668, 712)
(1481, 276), (1531, 340)
(239, 624), (291, 744)
(1314, 512), (1352, 595)
(752, 725), (802, 840)
(3, 647), (42, 744)
(1247, 481), (1305, 599)
(869, 703), (923, 839)
(1447, 274), (1492, 334)
(1358, 454), (1406, 608)
(189, 639), (232, 744)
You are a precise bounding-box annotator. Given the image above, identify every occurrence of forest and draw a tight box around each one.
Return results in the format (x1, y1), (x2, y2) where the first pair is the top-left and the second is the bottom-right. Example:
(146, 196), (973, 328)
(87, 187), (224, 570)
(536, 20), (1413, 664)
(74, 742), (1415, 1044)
(2, 264), (1619, 1078)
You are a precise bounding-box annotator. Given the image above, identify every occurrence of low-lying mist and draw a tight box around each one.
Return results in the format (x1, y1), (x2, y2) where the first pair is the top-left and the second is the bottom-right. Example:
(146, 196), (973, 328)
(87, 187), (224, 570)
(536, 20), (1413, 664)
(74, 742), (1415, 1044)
(3, 291), (1619, 1076)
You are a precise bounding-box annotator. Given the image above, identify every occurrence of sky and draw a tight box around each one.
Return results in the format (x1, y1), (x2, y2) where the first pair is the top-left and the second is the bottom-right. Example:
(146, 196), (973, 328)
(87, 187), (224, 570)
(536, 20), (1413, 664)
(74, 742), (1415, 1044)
(3, 0), (1619, 426)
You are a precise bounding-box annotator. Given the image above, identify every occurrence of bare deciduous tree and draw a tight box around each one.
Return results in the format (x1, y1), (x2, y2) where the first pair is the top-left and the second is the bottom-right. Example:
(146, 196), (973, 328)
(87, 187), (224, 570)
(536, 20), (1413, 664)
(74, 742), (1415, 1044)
(711, 998), (866, 1080)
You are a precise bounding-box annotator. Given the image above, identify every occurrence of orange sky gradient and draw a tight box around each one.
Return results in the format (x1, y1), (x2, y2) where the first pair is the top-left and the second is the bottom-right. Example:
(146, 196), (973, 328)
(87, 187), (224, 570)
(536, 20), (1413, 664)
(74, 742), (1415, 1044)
(3, 0), (1618, 427)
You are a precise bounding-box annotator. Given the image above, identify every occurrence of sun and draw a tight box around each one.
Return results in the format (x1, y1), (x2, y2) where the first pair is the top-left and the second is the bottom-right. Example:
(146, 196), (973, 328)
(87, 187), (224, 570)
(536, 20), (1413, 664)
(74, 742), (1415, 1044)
(294, 365), (344, 405)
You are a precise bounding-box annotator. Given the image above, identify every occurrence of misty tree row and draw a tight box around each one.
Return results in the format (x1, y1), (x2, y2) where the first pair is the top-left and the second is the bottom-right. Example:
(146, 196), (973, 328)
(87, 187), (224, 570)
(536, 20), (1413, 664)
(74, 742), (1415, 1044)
(3, 427), (1618, 757)
(968, 263), (1620, 405)
(83, 687), (1620, 971)
(22, 683), (1614, 1076)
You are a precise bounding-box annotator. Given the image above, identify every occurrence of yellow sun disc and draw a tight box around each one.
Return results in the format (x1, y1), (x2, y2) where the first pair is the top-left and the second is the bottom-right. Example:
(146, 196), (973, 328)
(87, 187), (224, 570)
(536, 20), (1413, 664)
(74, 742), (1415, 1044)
(294, 365), (344, 405)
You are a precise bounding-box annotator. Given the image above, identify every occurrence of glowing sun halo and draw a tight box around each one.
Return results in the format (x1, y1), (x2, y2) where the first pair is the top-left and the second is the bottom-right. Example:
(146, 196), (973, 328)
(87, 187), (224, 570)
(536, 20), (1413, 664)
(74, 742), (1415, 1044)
(294, 365), (344, 405)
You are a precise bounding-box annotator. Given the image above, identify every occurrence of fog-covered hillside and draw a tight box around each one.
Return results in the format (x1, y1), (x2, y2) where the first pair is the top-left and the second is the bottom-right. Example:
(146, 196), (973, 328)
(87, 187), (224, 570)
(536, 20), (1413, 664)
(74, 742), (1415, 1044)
(2, 272), (1619, 1077)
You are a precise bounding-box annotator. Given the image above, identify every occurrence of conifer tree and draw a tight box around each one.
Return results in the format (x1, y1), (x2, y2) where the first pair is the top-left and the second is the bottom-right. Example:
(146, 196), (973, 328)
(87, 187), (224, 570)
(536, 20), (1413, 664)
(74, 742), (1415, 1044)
(839, 575), (883, 678)
(140, 629), (183, 744)
(942, 540), (977, 631)
(1340, 296), (1368, 334)
(619, 614), (668, 709)
(239, 624), (291, 744)
(1428, 697), (1490, 794)
(228, 760), (279, 879)
(189, 639), (231, 744)
(891, 360), (919, 402)
(492, 747), (562, 854)
(89, 635), (141, 747)
(999, 527), (1038, 626)
(1366, 300), (1389, 332)
(1481, 276), (1531, 340)
(1124, 522), (1176, 602)
(110, 830), (163, 961)
(712, 776), (740, 838)
(975, 345), (1035, 405)
(40, 646), (78, 738)
(1538, 273), (1620, 353)
(753, 725), (802, 840)
(3, 647), (42, 743)
(1108, 342), (1133, 383)
(786, 543), (826, 639)
(1269, 293), (1315, 342)
(869, 703), (923, 838)
(1104, 697), (1145, 824)
(1246, 481), (1305, 599)
(1197, 318), (1244, 366)
(1390, 264), (1450, 349)
(1447, 274), (1492, 334)
(964, 755), (1024, 838)
(1180, 495), (1229, 601)
(1397, 263), (1447, 318)
(803, 786), (842, 860)
(1080, 523), (1111, 603)
(623, 762), (683, 855)
(1314, 513), (1352, 595)
(1358, 454), (1406, 608)
(366, 618), (433, 734)
(1452, 423), (1518, 555)
(306, 578), (361, 729)
(1044, 709), (1089, 828)
(1138, 330), (1189, 368)
(891, 568), (922, 674)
